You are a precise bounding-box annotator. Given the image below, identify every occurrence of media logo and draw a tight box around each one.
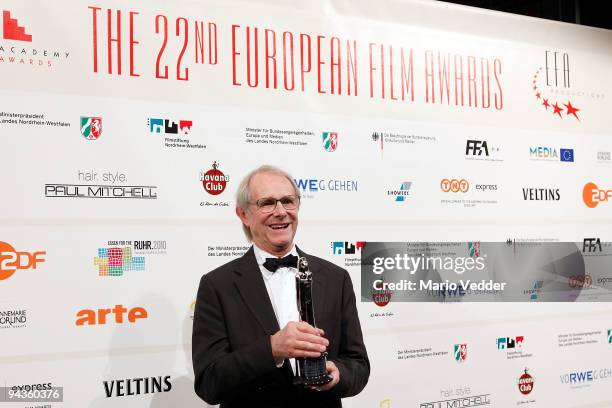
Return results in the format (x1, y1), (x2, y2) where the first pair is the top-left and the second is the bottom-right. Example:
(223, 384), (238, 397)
(75, 304), (148, 325)
(522, 187), (560, 201)
(2, 10), (32, 42)
(441, 179), (469, 193)
(454, 344), (467, 363)
(583, 182), (612, 208)
(528, 147), (574, 162)
(518, 368), (534, 395)
(583, 238), (602, 253)
(560, 149), (574, 162)
(80, 116), (102, 140)
(148, 118), (192, 135)
(200, 161), (228, 195)
(497, 336), (524, 350)
(0, 309), (26, 329)
(332, 241), (365, 255)
(0, 241), (46, 281)
(103, 376), (171, 397)
(387, 182), (411, 202)
(322, 132), (338, 152)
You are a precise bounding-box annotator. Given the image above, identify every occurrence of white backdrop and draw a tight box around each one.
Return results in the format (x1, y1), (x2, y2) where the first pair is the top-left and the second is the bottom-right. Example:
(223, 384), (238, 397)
(1, 0), (612, 407)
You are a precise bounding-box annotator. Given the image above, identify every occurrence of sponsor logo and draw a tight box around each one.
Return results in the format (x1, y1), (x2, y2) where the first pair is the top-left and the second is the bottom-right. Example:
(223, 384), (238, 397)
(522, 187), (560, 201)
(497, 336), (524, 349)
(583, 238), (602, 253)
(2, 10), (31, 42)
(387, 182), (411, 202)
(454, 344), (467, 363)
(518, 368), (534, 395)
(597, 151), (611, 163)
(465, 140), (503, 162)
(528, 146), (574, 162)
(441, 178), (469, 193)
(322, 132), (338, 152)
(332, 241), (365, 255)
(372, 288), (392, 307)
(0, 309), (26, 329)
(524, 280), (543, 301)
(420, 391), (491, 408)
(371, 131), (436, 157)
(46, 170), (157, 200)
(148, 118), (192, 135)
(0, 241), (46, 281)
(93, 240), (166, 276)
(75, 304), (148, 326)
(294, 178), (358, 199)
(560, 368), (612, 388)
(80, 116), (102, 140)
(468, 242), (480, 257)
(103, 376), (171, 397)
(200, 161), (228, 196)
(583, 182), (612, 208)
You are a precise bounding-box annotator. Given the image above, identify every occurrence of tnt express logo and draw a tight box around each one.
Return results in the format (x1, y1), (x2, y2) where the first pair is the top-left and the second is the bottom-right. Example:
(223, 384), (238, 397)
(441, 179), (469, 193)
(0, 241), (46, 280)
(583, 182), (612, 208)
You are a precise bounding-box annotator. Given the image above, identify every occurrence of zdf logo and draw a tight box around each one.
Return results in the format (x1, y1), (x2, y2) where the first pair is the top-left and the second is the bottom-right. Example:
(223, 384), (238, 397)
(0, 241), (46, 280)
(583, 182), (612, 208)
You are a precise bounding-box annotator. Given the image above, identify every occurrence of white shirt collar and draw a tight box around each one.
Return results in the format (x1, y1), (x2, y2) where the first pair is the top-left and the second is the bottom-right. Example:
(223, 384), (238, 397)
(253, 244), (298, 267)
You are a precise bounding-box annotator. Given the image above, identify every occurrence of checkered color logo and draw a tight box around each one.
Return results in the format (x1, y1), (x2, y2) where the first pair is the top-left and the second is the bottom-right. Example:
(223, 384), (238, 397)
(93, 247), (145, 276)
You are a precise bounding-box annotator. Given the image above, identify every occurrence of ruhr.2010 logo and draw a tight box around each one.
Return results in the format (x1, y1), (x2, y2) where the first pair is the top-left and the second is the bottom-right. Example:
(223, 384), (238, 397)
(0, 241), (45, 281)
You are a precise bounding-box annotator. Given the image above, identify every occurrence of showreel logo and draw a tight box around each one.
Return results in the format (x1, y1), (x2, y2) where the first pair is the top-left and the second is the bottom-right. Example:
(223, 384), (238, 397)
(322, 132), (338, 152)
(518, 368), (535, 395)
(387, 182), (411, 202)
(454, 344), (467, 363)
(0, 241), (46, 281)
(93, 240), (166, 277)
(75, 304), (148, 326)
(583, 182), (612, 208)
(0, 308), (26, 329)
(441, 178), (469, 193)
(80, 116), (102, 140)
(529, 146), (574, 162)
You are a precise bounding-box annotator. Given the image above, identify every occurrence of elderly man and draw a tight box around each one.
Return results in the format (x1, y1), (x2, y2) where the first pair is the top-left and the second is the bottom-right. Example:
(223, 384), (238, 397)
(192, 165), (369, 407)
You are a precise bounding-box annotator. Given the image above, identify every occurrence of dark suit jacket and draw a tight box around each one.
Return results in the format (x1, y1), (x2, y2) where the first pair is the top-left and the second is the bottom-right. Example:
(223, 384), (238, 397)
(192, 246), (369, 408)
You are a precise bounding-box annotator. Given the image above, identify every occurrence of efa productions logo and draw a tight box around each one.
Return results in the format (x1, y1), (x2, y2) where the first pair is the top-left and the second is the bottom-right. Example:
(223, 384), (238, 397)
(322, 132), (338, 152)
(148, 118), (192, 135)
(200, 161), (229, 195)
(80, 116), (102, 140)
(0, 241), (45, 281)
(441, 179), (469, 193)
(531, 52), (581, 121)
(454, 344), (467, 363)
(518, 368), (535, 395)
(583, 182), (612, 208)
(2, 10), (32, 42)
(75, 304), (148, 326)
(94, 247), (145, 277)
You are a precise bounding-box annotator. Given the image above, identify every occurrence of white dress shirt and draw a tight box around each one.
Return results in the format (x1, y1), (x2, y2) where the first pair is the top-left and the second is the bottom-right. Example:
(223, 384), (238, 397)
(253, 244), (300, 373)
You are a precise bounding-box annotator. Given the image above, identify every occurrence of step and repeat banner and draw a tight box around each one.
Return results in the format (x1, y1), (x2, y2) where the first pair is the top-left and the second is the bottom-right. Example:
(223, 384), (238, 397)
(1, 0), (612, 407)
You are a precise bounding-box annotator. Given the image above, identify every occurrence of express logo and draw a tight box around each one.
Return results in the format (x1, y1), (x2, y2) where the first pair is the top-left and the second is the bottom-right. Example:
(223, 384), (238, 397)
(80, 116), (102, 140)
(583, 182), (612, 208)
(148, 118), (193, 135)
(322, 132), (338, 152)
(453, 344), (467, 363)
(518, 368), (534, 395)
(2, 10), (32, 42)
(200, 161), (229, 195)
(0, 241), (46, 281)
(441, 179), (469, 193)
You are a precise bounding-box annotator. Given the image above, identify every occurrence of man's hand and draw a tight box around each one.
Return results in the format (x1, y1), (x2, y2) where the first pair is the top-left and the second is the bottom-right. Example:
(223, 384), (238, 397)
(271, 321), (328, 360)
(312, 361), (340, 392)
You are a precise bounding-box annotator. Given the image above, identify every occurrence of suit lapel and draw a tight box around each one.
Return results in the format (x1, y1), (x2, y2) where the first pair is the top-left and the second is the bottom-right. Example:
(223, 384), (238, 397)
(233, 247), (280, 335)
(297, 247), (327, 328)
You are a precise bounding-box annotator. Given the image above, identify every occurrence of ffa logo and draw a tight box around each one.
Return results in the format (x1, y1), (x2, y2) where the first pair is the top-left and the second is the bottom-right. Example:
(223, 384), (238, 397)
(454, 344), (467, 362)
(322, 132), (338, 152)
(80, 117), (102, 140)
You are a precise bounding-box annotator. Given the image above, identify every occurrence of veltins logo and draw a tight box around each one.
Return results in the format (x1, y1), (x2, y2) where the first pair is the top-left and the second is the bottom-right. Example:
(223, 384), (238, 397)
(441, 179), (469, 193)
(583, 182), (612, 208)
(518, 368), (534, 395)
(2, 10), (32, 42)
(0, 241), (46, 281)
(104, 376), (171, 398)
(75, 304), (148, 325)
(200, 161), (229, 195)
(322, 132), (338, 152)
(148, 118), (192, 135)
(80, 116), (102, 140)
(497, 336), (524, 350)
(454, 344), (467, 363)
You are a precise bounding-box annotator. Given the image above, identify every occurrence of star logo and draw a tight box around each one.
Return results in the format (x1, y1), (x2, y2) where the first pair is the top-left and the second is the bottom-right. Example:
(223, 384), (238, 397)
(552, 103), (563, 118)
(565, 101), (580, 121)
(531, 68), (581, 121)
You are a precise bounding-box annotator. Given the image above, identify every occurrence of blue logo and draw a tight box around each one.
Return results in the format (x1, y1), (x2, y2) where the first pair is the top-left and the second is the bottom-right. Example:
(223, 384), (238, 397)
(560, 148), (574, 162)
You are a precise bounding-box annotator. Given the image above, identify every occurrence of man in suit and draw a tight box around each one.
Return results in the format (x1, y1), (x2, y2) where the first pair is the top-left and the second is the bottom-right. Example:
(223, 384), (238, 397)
(192, 165), (369, 407)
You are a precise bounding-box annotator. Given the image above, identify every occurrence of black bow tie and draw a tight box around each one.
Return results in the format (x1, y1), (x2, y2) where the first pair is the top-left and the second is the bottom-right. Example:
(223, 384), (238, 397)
(263, 254), (298, 272)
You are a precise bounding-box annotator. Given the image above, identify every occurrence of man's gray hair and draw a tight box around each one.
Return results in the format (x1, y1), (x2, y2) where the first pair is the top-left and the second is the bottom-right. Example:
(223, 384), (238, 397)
(236, 165), (300, 241)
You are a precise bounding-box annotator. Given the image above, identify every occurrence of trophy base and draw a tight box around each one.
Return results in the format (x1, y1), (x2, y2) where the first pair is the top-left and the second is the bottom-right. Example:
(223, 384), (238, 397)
(293, 374), (333, 387)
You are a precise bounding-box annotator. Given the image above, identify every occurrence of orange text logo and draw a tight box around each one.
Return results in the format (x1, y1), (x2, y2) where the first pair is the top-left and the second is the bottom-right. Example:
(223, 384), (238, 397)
(75, 304), (148, 325)
(0, 241), (46, 281)
(583, 182), (612, 208)
(441, 179), (469, 193)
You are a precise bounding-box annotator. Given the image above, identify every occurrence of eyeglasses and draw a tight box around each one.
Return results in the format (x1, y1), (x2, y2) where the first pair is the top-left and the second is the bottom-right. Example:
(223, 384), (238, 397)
(250, 195), (300, 213)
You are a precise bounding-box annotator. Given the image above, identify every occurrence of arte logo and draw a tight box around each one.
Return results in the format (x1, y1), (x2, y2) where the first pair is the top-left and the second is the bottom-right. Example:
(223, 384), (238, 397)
(518, 368), (534, 395)
(387, 182), (411, 202)
(80, 116), (102, 140)
(522, 187), (560, 201)
(529, 147), (574, 162)
(103, 376), (171, 397)
(531, 52), (581, 121)
(568, 275), (592, 288)
(2, 10), (32, 42)
(468, 242), (480, 257)
(322, 132), (338, 152)
(331, 241), (365, 255)
(583, 182), (612, 208)
(454, 344), (467, 363)
(583, 238), (602, 253)
(94, 247), (145, 276)
(441, 179), (469, 193)
(75, 304), (148, 325)
(0, 241), (46, 281)
(0, 309), (27, 329)
(497, 336), (524, 350)
(200, 161), (228, 195)
(148, 118), (193, 135)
